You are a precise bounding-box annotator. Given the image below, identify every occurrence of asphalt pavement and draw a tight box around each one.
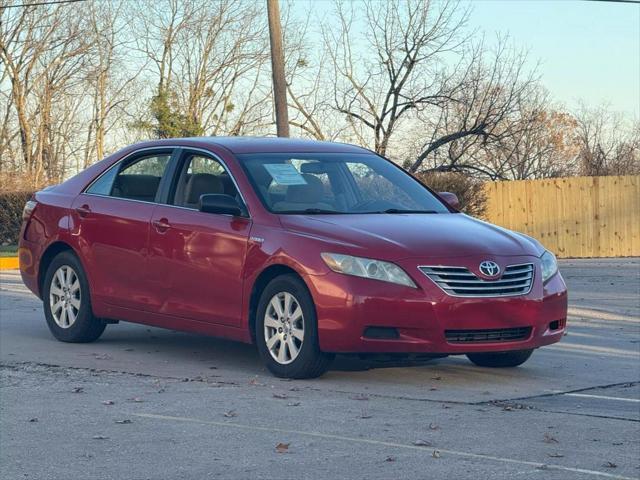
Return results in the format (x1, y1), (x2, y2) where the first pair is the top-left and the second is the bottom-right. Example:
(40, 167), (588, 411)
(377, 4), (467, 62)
(1, 258), (639, 480)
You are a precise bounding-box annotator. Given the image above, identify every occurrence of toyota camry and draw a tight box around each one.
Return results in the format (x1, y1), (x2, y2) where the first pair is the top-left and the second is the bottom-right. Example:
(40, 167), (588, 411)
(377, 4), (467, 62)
(18, 137), (567, 378)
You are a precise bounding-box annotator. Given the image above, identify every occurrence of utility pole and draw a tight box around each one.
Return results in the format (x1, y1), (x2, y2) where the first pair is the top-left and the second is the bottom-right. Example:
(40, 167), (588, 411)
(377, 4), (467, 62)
(266, 0), (289, 137)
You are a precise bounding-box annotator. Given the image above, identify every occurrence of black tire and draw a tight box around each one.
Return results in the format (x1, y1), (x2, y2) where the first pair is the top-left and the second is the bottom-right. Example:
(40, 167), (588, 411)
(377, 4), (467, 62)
(466, 349), (534, 368)
(255, 274), (334, 379)
(42, 251), (106, 343)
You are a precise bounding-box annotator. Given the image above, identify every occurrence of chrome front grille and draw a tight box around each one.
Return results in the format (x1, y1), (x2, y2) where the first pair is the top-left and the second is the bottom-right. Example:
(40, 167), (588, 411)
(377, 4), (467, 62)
(418, 263), (534, 297)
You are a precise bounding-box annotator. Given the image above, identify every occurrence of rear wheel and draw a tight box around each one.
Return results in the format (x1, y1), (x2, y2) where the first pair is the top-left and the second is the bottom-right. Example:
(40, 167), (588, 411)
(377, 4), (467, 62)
(43, 251), (106, 343)
(255, 274), (333, 379)
(466, 349), (534, 368)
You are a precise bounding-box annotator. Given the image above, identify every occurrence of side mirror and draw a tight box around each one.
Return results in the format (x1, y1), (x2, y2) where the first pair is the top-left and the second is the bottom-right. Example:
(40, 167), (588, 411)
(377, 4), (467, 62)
(198, 194), (243, 216)
(438, 192), (460, 210)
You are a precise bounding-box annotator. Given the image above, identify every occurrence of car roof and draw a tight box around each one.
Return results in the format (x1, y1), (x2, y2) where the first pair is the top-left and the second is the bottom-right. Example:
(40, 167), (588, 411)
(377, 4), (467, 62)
(135, 137), (371, 155)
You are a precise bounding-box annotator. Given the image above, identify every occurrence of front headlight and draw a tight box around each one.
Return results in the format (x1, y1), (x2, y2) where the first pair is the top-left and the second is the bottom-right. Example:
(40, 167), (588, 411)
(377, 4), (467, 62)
(540, 250), (558, 283)
(321, 253), (417, 288)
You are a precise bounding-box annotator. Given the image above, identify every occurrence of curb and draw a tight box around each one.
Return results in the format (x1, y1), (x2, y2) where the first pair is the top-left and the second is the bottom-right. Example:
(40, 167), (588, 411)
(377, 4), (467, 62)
(0, 257), (19, 270)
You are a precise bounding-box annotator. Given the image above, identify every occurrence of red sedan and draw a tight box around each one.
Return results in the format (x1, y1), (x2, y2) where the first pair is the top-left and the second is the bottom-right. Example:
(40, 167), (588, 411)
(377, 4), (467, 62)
(18, 137), (567, 378)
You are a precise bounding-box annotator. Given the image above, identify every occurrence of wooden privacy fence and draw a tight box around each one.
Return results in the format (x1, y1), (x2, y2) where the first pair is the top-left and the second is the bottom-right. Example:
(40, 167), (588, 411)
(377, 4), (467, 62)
(483, 175), (640, 258)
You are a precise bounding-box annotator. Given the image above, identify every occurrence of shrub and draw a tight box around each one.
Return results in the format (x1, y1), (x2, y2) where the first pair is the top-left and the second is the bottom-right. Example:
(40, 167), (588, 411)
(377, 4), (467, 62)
(0, 191), (33, 246)
(414, 171), (487, 218)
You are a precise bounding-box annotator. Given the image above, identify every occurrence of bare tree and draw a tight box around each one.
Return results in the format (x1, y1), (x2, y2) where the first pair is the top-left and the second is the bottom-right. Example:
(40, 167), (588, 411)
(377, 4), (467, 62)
(324, 0), (468, 155)
(485, 92), (580, 180)
(407, 38), (538, 175)
(0, 0), (636, 189)
(417, 86), (580, 180)
(133, 0), (270, 138)
(0, 1), (92, 184)
(574, 104), (640, 176)
(281, 1), (337, 141)
(82, 0), (141, 167)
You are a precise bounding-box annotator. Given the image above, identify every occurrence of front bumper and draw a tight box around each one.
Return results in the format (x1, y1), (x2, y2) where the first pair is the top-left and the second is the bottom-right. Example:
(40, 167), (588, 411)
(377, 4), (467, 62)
(306, 255), (568, 354)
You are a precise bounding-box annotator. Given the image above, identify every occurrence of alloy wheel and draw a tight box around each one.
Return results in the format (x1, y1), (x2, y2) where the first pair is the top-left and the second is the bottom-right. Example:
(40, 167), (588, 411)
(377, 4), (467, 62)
(49, 265), (81, 328)
(263, 291), (305, 365)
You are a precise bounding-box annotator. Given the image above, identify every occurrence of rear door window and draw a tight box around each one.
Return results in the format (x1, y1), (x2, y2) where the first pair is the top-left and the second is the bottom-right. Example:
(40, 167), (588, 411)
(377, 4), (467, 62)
(86, 153), (171, 203)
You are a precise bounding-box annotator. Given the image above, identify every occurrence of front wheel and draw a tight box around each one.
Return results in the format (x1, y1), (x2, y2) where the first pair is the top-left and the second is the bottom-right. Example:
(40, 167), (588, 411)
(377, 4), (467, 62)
(42, 251), (106, 343)
(255, 274), (334, 379)
(466, 349), (534, 368)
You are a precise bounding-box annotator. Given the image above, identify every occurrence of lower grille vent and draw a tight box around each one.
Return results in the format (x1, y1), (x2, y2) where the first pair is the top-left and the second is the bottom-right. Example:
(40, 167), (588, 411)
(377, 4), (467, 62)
(445, 327), (532, 343)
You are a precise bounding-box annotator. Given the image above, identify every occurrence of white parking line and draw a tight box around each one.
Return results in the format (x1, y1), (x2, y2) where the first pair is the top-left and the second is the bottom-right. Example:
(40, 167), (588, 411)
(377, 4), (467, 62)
(133, 412), (636, 480)
(546, 343), (640, 358)
(566, 393), (640, 403)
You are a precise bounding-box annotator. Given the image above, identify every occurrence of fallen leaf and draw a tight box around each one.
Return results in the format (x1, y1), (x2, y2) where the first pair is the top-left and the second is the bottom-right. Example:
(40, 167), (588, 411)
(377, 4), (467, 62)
(385, 456), (396, 462)
(249, 378), (265, 386)
(273, 393), (289, 399)
(92, 435), (109, 440)
(72, 387), (84, 393)
(102, 400), (114, 405)
(115, 419), (132, 424)
(350, 394), (369, 401)
(275, 442), (290, 453)
(432, 450), (441, 458)
(543, 433), (559, 444)
(223, 410), (237, 418)
(412, 440), (433, 447)
(603, 462), (617, 469)
(612, 442), (623, 446)
(28, 418), (38, 423)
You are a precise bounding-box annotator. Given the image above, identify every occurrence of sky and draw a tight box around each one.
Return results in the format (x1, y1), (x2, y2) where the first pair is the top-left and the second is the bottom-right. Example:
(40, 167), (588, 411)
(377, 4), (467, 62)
(468, 0), (639, 118)
(292, 0), (640, 119)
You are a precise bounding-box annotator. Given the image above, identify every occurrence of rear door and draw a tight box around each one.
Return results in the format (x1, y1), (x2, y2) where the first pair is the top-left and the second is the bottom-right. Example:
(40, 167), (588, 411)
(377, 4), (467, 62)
(72, 148), (174, 311)
(147, 149), (251, 327)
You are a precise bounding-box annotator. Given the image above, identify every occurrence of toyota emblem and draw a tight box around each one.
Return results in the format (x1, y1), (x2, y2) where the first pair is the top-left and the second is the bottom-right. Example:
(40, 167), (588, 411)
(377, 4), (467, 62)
(479, 260), (500, 277)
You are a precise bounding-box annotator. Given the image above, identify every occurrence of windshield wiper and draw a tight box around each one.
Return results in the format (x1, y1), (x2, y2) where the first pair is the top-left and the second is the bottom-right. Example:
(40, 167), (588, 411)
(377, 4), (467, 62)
(381, 209), (439, 214)
(300, 208), (343, 214)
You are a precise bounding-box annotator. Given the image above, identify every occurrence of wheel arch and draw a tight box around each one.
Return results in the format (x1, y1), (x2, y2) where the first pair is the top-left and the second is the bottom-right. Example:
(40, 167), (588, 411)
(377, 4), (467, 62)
(247, 264), (309, 344)
(38, 241), (79, 296)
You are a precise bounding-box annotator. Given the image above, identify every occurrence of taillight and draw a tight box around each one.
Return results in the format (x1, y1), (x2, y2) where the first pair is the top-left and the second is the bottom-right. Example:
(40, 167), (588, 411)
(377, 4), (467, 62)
(22, 200), (37, 221)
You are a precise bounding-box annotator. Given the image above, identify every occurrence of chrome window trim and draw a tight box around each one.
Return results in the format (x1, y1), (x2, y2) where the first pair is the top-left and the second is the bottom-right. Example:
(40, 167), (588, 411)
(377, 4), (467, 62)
(418, 262), (535, 298)
(81, 145), (251, 218)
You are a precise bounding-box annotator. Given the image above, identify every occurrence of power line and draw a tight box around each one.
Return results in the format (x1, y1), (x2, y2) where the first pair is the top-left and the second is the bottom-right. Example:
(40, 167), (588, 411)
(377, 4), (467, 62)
(0, 0), (87, 10)
(582, 0), (640, 3)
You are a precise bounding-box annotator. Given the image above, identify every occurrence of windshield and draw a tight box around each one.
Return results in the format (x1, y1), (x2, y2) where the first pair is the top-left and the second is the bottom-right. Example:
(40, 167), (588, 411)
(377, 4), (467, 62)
(237, 152), (450, 214)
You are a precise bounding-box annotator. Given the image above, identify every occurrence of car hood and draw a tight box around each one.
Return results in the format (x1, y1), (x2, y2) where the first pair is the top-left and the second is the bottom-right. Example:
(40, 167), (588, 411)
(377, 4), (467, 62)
(280, 213), (544, 260)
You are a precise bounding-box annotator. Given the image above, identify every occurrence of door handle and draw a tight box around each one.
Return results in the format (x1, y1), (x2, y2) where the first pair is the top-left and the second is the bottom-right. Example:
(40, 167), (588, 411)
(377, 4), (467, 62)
(152, 218), (171, 232)
(75, 205), (91, 217)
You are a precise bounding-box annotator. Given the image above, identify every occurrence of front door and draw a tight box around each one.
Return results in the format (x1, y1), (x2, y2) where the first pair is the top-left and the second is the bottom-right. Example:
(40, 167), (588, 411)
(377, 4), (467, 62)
(72, 149), (173, 312)
(148, 150), (251, 327)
